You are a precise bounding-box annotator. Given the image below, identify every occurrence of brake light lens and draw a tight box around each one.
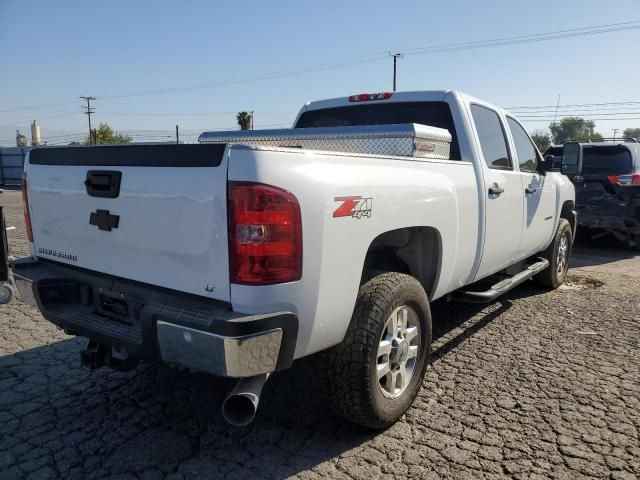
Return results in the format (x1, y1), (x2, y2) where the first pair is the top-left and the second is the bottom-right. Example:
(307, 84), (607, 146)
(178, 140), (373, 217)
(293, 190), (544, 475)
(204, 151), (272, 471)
(608, 173), (640, 186)
(21, 175), (34, 242)
(228, 182), (302, 285)
(348, 92), (393, 102)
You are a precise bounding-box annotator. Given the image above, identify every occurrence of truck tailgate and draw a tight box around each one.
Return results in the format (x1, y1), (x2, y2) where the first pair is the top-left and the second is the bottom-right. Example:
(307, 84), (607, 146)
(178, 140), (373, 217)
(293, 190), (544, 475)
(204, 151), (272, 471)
(25, 144), (230, 301)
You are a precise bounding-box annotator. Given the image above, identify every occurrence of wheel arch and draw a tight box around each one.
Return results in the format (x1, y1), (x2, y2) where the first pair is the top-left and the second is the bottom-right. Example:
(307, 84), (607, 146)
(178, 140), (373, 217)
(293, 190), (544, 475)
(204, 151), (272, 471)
(560, 199), (577, 241)
(362, 226), (442, 300)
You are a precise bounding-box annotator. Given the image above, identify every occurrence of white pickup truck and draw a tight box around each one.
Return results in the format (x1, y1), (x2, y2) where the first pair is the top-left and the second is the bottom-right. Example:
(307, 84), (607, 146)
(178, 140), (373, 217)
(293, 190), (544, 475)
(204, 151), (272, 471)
(5, 90), (576, 429)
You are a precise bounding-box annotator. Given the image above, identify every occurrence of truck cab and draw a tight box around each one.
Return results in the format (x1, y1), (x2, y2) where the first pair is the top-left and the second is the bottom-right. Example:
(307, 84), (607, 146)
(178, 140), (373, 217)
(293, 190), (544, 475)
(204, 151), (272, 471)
(294, 90), (574, 280)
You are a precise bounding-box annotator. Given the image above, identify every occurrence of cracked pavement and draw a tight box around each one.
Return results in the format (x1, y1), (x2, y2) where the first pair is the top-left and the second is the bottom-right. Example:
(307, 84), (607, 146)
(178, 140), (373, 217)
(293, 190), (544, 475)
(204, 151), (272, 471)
(1, 189), (639, 479)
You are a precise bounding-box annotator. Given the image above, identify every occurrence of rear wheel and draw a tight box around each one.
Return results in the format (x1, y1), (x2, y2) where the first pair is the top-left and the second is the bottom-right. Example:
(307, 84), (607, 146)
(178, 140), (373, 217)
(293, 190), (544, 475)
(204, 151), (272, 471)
(0, 283), (13, 304)
(322, 272), (432, 429)
(534, 218), (572, 288)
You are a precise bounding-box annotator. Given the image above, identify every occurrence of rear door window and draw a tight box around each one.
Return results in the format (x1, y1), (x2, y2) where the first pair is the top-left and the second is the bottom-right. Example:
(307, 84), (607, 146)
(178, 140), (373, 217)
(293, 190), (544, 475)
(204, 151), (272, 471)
(470, 104), (511, 170)
(507, 117), (539, 172)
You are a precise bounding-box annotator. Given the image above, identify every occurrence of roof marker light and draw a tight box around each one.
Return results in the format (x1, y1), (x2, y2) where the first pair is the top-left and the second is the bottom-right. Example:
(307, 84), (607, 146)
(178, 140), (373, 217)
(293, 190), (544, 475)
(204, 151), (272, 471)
(348, 92), (393, 102)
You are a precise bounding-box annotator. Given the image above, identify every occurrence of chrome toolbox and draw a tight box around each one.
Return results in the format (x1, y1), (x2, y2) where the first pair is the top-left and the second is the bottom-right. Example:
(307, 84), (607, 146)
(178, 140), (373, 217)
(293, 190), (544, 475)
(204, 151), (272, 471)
(199, 123), (452, 160)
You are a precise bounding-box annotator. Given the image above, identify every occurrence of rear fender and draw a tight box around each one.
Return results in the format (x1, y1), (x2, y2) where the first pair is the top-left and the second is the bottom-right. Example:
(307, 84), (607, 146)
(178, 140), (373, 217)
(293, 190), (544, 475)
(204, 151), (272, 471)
(227, 146), (479, 358)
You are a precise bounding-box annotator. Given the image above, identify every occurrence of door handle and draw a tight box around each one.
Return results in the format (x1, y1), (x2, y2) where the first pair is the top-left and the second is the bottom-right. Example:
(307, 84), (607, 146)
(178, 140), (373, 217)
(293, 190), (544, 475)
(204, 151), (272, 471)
(525, 185), (537, 194)
(488, 184), (504, 195)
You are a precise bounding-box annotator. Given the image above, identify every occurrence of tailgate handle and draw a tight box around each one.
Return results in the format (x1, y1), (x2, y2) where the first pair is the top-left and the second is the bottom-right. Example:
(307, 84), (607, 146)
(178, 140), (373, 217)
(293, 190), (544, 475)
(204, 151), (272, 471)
(85, 170), (122, 198)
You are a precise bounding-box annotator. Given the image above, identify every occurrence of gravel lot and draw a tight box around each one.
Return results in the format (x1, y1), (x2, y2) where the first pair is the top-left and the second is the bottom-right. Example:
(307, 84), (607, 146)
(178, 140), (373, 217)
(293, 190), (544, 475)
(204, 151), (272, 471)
(1, 189), (639, 480)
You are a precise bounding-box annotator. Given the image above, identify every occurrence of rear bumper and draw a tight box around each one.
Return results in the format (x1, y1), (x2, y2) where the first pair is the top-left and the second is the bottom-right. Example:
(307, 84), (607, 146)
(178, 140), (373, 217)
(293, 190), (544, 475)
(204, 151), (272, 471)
(12, 258), (297, 378)
(576, 191), (640, 235)
(577, 208), (640, 234)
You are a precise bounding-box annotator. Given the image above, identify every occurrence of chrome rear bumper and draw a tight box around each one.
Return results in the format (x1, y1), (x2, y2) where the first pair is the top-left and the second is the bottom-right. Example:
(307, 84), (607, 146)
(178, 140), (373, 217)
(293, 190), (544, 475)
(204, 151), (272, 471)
(156, 321), (283, 377)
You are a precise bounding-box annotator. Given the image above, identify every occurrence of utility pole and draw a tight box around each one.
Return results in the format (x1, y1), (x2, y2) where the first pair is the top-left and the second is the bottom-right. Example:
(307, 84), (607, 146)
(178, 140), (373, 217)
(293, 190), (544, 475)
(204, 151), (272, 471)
(176, 125), (180, 144)
(389, 52), (403, 92)
(250, 111), (254, 130)
(612, 128), (619, 141)
(80, 96), (96, 144)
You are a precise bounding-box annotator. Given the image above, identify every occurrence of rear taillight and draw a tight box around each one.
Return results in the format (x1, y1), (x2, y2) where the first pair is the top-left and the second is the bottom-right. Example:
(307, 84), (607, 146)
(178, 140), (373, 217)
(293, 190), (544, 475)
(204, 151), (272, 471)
(228, 182), (302, 285)
(608, 173), (640, 186)
(348, 92), (393, 102)
(21, 175), (34, 242)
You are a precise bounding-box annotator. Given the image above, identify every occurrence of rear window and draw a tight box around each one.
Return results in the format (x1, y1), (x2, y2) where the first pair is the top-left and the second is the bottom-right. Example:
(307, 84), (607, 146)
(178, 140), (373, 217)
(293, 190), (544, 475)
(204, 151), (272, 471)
(295, 101), (460, 160)
(582, 146), (633, 175)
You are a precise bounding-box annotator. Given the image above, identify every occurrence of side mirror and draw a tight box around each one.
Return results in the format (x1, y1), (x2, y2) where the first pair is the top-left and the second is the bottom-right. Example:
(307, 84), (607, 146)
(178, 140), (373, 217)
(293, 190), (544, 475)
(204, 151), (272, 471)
(538, 155), (554, 174)
(561, 142), (582, 176)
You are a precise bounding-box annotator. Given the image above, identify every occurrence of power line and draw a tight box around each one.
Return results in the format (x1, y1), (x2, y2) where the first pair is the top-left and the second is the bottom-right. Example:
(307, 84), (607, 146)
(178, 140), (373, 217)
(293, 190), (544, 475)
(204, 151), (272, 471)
(0, 98), (78, 114)
(508, 100), (640, 110)
(517, 111), (640, 118)
(0, 109), (81, 126)
(100, 111), (238, 117)
(402, 20), (640, 57)
(512, 106), (640, 114)
(1, 18), (639, 118)
(95, 19), (640, 100)
(521, 117), (640, 123)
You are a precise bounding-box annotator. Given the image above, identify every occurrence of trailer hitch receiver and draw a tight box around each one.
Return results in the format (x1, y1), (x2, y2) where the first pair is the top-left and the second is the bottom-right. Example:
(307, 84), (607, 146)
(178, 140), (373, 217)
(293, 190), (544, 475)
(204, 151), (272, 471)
(80, 340), (138, 372)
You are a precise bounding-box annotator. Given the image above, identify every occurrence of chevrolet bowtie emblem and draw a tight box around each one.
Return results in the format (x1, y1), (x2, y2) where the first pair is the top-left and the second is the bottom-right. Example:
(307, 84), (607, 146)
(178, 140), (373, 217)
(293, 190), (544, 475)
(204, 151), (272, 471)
(90, 209), (120, 231)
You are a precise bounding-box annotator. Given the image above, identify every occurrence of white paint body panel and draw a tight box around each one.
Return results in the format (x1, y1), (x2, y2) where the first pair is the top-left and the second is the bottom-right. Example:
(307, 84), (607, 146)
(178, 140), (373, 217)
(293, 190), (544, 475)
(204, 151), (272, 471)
(25, 162), (231, 301)
(227, 146), (478, 357)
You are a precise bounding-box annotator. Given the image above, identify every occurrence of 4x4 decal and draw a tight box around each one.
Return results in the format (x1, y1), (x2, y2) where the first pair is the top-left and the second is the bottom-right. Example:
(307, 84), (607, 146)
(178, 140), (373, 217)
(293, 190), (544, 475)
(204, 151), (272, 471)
(333, 196), (373, 219)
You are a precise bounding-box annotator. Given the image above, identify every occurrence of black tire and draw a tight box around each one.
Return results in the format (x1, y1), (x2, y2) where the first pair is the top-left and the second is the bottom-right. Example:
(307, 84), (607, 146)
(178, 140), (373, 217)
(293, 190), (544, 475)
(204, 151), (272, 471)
(321, 272), (432, 429)
(534, 218), (572, 289)
(0, 283), (13, 305)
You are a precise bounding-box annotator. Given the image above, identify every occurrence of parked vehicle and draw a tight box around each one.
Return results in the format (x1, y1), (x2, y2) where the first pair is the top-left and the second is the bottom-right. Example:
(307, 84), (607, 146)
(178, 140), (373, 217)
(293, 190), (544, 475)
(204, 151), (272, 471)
(545, 139), (640, 247)
(3, 90), (576, 429)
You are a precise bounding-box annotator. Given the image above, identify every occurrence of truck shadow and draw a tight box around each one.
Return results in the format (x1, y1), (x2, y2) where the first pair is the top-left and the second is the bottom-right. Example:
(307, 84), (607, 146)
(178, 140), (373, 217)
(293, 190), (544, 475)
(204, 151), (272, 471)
(0, 287), (536, 478)
(430, 297), (512, 363)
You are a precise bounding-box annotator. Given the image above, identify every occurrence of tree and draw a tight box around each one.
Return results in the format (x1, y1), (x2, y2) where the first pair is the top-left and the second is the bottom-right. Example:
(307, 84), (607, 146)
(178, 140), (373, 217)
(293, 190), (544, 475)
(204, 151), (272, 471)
(623, 128), (640, 140)
(530, 130), (551, 152)
(236, 111), (252, 130)
(84, 123), (132, 145)
(549, 117), (602, 144)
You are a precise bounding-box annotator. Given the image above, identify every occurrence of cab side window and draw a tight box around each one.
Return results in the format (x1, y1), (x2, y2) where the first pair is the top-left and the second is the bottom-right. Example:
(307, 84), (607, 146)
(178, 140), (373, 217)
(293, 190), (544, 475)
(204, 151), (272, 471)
(507, 117), (539, 173)
(470, 105), (511, 170)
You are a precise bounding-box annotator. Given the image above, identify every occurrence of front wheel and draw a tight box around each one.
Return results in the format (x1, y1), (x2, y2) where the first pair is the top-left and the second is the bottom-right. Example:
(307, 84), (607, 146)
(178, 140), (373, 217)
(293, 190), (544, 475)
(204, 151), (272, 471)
(534, 218), (572, 289)
(322, 272), (432, 429)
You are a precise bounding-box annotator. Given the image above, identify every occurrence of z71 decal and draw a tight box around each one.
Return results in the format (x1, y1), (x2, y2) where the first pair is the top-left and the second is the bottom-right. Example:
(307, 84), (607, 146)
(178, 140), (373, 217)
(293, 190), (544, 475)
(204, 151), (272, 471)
(333, 196), (373, 219)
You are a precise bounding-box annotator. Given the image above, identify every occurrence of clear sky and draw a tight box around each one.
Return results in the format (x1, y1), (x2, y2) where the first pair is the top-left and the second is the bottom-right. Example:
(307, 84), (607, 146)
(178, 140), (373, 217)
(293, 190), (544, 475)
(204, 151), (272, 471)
(1, 0), (639, 144)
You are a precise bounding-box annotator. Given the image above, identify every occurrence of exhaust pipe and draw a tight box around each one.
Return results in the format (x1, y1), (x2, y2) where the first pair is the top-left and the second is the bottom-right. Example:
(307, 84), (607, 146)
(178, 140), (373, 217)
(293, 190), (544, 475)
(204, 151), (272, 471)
(222, 373), (269, 426)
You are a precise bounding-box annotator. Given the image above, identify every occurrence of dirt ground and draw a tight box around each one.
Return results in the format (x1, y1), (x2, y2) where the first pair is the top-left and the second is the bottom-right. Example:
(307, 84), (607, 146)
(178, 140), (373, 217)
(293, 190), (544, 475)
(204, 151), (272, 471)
(0, 189), (638, 479)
